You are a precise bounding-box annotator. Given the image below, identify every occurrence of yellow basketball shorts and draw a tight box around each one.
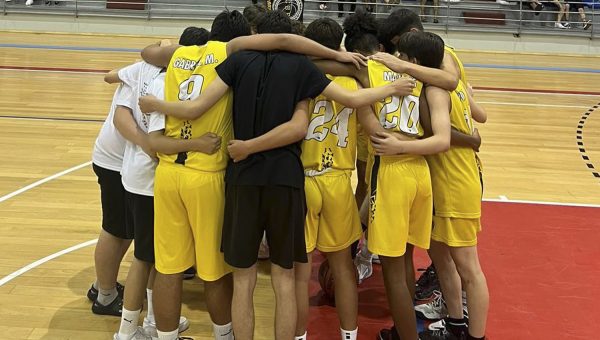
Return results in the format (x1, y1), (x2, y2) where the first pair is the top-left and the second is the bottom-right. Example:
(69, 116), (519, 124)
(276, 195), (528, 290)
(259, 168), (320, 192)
(356, 126), (369, 163)
(367, 156), (433, 257)
(153, 162), (232, 281)
(432, 216), (481, 247)
(304, 171), (362, 253)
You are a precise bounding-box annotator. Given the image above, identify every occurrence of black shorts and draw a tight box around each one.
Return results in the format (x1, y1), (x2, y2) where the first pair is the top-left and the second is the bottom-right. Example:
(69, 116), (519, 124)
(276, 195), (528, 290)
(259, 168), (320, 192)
(125, 192), (155, 263)
(93, 163), (132, 240)
(222, 185), (307, 269)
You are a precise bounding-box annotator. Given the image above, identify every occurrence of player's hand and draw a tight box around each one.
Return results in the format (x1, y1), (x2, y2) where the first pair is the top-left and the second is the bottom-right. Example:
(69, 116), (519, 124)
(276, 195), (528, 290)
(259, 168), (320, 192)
(139, 95), (160, 114)
(472, 128), (481, 152)
(370, 52), (408, 73)
(371, 132), (403, 156)
(391, 77), (416, 97)
(195, 132), (221, 155)
(335, 51), (368, 69)
(227, 139), (251, 162)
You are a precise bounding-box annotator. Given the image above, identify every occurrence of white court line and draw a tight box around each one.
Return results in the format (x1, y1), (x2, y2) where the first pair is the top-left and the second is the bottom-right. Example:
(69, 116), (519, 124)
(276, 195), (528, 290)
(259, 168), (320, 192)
(484, 197), (600, 208)
(475, 89), (600, 97)
(0, 161), (92, 203)
(0, 68), (105, 75)
(0, 239), (98, 287)
(477, 101), (590, 109)
(498, 195), (509, 201)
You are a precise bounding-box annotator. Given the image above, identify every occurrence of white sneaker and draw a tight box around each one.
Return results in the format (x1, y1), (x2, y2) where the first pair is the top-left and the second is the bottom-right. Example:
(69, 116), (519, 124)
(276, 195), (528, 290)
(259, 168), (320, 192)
(355, 253), (373, 284)
(496, 0), (510, 5)
(25, 0), (33, 5)
(113, 327), (152, 340)
(415, 290), (447, 320)
(555, 22), (567, 29)
(142, 316), (190, 338)
(428, 318), (446, 331)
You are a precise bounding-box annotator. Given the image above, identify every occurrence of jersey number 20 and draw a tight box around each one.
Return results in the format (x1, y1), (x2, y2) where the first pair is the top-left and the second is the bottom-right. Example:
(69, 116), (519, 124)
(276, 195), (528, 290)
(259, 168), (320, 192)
(379, 94), (420, 135)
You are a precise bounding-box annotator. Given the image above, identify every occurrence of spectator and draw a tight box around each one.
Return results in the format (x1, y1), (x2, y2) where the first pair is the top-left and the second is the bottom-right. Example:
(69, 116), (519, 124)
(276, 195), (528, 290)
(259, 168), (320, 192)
(528, 0), (545, 15)
(567, 0), (592, 29)
(545, 0), (570, 28)
(420, 0), (440, 23)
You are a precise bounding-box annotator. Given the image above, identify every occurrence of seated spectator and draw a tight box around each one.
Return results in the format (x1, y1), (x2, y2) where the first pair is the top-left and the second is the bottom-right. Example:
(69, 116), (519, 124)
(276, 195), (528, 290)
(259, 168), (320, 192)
(545, 0), (570, 28)
(567, 0), (592, 29)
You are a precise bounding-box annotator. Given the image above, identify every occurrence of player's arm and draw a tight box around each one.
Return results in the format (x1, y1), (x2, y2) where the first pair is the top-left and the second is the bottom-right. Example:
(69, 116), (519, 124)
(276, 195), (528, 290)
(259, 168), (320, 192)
(226, 34), (367, 69)
(321, 77), (415, 109)
(104, 68), (122, 84)
(139, 77), (230, 120)
(370, 52), (458, 91)
(141, 43), (180, 68)
(467, 88), (487, 123)
(148, 130), (221, 155)
(227, 100), (310, 163)
(371, 86), (451, 155)
(312, 60), (370, 88)
(113, 106), (156, 158)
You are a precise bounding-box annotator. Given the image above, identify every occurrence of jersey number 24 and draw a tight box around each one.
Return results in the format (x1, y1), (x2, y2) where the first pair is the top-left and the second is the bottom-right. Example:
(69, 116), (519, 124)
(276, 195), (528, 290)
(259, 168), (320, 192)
(305, 100), (353, 148)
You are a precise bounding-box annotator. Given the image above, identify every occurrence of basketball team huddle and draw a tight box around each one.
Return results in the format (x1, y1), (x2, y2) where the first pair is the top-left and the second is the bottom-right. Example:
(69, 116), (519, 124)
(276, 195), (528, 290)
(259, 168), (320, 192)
(89, 6), (489, 340)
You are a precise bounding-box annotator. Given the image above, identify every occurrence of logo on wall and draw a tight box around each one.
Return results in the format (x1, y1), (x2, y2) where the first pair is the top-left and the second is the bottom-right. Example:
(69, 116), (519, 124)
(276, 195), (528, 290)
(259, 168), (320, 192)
(271, 0), (304, 20)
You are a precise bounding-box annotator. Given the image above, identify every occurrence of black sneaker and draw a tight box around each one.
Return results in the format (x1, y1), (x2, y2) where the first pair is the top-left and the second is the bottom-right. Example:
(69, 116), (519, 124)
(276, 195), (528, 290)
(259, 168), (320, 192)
(415, 264), (440, 300)
(419, 328), (464, 340)
(377, 326), (401, 340)
(87, 282), (124, 302)
(183, 267), (196, 280)
(91, 293), (123, 316)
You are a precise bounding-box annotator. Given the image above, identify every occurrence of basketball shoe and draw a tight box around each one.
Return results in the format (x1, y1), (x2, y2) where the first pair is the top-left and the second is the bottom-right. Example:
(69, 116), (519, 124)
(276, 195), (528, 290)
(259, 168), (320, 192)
(415, 290), (447, 320)
(142, 316), (190, 338)
(87, 282), (125, 302)
(415, 264), (440, 300)
(113, 326), (152, 340)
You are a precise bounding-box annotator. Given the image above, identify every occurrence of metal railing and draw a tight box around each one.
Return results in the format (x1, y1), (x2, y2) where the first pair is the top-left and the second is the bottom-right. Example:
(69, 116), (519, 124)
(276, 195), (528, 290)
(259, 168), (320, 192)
(1, 0), (596, 39)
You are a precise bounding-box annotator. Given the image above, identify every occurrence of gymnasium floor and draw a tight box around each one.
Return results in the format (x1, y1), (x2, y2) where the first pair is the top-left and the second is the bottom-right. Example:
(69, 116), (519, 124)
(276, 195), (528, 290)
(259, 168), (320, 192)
(0, 31), (599, 339)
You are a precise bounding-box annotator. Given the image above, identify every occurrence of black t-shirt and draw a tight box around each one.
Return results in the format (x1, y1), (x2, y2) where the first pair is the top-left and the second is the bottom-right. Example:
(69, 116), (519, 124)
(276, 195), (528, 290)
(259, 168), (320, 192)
(216, 50), (331, 188)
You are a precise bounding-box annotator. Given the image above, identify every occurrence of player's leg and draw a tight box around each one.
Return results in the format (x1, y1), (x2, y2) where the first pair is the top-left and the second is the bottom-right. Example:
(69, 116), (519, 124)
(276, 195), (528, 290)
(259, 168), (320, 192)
(187, 170), (234, 339)
(117, 193), (155, 339)
(90, 163), (131, 312)
(404, 244), (416, 300)
(222, 184), (264, 339)
(264, 185), (307, 339)
(326, 248), (358, 335)
(152, 164), (196, 340)
(294, 253), (312, 339)
(428, 240), (463, 319)
(380, 255), (418, 340)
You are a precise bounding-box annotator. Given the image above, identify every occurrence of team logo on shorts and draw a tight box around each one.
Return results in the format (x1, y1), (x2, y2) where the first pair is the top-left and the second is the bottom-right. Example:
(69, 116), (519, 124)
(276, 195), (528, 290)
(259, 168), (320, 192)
(271, 0), (303, 20)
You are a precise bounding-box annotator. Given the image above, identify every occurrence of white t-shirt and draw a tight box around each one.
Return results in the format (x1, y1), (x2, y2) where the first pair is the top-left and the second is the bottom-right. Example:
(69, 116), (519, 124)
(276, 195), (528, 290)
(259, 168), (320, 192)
(92, 84), (134, 172)
(118, 62), (164, 196)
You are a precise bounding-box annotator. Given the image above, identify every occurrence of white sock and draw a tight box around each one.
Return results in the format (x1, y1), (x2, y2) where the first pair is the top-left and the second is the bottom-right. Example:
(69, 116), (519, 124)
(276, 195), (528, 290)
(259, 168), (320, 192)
(92, 281), (98, 290)
(157, 329), (178, 340)
(295, 331), (307, 340)
(213, 322), (234, 340)
(341, 327), (358, 340)
(118, 308), (141, 338)
(97, 286), (118, 306)
(146, 289), (155, 323)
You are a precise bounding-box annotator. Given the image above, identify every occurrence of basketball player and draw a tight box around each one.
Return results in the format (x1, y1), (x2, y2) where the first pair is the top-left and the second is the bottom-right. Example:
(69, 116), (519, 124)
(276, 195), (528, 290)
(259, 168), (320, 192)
(104, 30), (217, 340)
(373, 31), (489, 340)
(294, 17), (412, 340)
(89, 84), (134, 317)
(139, 11), (415, 339)
(138, 10), (368, 340)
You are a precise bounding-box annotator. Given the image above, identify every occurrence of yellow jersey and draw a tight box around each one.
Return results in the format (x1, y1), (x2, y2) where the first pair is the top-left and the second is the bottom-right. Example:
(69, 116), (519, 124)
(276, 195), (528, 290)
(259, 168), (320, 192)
(160, 41), (233, 172)
(367, 60), (423, 161)
(301, 75), (358, 173)
(426, 80), (481, 218)
(444, 45), (467, 85)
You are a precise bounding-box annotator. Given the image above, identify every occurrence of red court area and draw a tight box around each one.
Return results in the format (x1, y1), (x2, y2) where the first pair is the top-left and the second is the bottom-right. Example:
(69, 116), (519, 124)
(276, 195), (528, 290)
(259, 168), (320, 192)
(306, 201), (600, 339)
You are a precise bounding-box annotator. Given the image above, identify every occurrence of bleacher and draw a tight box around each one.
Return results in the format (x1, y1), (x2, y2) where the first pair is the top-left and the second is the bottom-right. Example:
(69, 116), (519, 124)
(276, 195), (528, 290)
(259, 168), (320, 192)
(1, 0), (598, 38)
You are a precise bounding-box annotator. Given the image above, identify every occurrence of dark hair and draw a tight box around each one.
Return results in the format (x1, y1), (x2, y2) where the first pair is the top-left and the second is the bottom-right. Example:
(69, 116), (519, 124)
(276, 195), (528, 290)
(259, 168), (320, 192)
(209, 10), (252, 42)
(243, 4), (267, 31)
(342, 9), (380, 55)
(291, 20), (306, 36)
(179, 27), (210, 46)
(256, 10), (292, 34)
(397, 31), (444, 69)
(305, 18), (343, 50)
(378, 8), (424, 54)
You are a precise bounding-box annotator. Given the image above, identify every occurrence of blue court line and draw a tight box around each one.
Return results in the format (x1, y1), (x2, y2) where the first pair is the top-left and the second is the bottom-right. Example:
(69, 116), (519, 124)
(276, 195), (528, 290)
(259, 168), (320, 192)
(2, 42), (600, 73)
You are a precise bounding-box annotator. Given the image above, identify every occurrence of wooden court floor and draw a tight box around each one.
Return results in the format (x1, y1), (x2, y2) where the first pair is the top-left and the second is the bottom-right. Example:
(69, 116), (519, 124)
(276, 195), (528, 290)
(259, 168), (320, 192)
(0, 31), (599, 339)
